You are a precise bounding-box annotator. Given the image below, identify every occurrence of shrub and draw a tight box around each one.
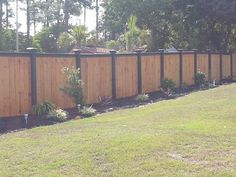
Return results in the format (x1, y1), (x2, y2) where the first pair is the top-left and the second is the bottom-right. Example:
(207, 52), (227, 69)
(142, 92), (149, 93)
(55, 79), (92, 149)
(32, 101), (56, 116)
(161, 79), (176, 92)
(80, 106), (96, 117)
(135, 94), (149, 102)
(46, 109), (68, 122)
(194, 71), (206, 87)
(180, 83), (189, 91)
(160, 79), (176, 98)
(61, 67), (84, 106)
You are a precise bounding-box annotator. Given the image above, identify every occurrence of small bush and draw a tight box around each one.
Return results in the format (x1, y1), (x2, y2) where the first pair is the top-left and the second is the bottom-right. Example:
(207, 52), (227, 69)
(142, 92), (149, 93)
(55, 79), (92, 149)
(180, 83), (189, 91)
(161, 79), (175, 92)
(160, 79), (176, 98)
(32, 101), (56, 116)
(194, 71), (206, 87)
(80, 106), (96, 117)
(135, 94), (149, 102)
(46, 109), (68, 122)
(61, 67), (84, 106)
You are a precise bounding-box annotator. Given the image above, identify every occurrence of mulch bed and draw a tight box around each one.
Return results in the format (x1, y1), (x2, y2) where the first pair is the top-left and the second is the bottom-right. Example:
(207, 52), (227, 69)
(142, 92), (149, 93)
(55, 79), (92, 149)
(0, 80), (234, 134)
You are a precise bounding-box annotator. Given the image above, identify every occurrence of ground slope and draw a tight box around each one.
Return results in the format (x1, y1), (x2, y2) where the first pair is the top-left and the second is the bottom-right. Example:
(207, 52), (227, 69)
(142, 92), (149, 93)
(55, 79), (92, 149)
(0, 84), (236, 177)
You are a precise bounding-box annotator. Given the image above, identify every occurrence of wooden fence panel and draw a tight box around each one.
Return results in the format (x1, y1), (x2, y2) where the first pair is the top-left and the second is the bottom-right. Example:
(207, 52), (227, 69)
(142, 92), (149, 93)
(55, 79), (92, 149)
(141, 55), (161, 93)
(164, 54), (180, 87)
(0, 56), (31, 117)
(233, 54), (236, 80)
(182, 53), (194, 85)
(81, 56), (112, 104)
(1, 52), (235, 118)
(197, 54), (209, 80)
(36, 56), (75, 109)
(222, 55), (231, 79)
(211, 54), (220, 81)
(116, 55), (138, 98)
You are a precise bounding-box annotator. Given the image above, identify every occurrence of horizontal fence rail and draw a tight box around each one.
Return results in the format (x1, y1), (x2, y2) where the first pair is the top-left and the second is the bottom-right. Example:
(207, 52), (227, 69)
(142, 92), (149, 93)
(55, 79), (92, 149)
(0, 49), (236, 118)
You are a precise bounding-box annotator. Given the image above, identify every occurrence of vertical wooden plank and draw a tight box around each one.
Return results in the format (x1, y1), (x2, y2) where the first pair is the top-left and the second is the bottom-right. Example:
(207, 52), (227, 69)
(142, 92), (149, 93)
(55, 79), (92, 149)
(80, 56), (112, 104)
(36, 58), (45, 103)
(182, 53), (195, 85)
(0, 58), (10, 117)
(18, 57), (31, 115)
(233, 54), (236, 80)
(211, 54), (220, 81)
(36, 56), (76, 109)
(24, 58), (32, 114)
(141, 55), (161, 93)
(45, 58), (53, 103)
(164, 54), (180, 87)
(58, 57), (75, 108)
(18, 58), (24, 114)
(81, 58), (88, 103)
(0, 56), (31, 117)
(0, 59), (4, 116)
(9, 57), (17, 116)
(222, 55), (231, 79)
(116, 55), (138, 98)
(197, 54), (209, 80)
(97, 57), (112, 102)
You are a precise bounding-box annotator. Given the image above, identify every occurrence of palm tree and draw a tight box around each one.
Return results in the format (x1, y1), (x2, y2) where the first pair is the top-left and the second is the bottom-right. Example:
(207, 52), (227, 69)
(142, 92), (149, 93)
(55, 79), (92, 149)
(71, 25), (88, 48)
(125, 15), (139, 51)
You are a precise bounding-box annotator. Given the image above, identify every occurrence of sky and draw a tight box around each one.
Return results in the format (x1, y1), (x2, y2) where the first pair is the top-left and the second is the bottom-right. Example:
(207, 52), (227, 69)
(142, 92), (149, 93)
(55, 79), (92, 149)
(11, 1), (97, 35)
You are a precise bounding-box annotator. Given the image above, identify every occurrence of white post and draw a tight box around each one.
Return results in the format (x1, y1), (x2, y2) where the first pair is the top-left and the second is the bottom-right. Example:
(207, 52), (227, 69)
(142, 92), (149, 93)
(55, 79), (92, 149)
(24, 114), (29, 125)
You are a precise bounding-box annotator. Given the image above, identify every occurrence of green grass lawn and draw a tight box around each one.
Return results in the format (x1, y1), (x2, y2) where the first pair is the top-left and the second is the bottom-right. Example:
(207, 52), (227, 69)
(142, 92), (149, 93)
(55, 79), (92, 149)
(1, 84), (236, 177)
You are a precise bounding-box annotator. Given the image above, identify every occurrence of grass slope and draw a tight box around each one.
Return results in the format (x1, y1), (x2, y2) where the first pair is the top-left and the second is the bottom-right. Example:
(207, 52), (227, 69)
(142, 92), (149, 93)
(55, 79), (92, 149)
(0, 84), (236, 177)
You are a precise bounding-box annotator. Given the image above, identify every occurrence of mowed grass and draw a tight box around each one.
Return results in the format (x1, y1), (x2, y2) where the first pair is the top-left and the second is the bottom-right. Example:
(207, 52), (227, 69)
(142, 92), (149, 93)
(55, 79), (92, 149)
(1, 84), (236, 177)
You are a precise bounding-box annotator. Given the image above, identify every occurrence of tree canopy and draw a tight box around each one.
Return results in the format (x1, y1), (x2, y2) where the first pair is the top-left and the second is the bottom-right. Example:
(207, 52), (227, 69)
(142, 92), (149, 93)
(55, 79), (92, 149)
(103, 0), (236, 52)
(0, 0), (235, 52)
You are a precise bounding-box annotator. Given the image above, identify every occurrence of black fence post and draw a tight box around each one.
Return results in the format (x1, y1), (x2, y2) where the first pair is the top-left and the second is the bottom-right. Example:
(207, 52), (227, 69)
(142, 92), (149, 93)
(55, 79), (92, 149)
(207, 49), (212, 81)
(27, 48), (37, 106)
(159, 49), (165, 82)
(73, 49), (82, 78)
(110, 50), (117, 99)
(136, 49), (143, 94)
(220, 52), (223, 80)
(193, 49), (198, 74)
(178, 49), (183, 86)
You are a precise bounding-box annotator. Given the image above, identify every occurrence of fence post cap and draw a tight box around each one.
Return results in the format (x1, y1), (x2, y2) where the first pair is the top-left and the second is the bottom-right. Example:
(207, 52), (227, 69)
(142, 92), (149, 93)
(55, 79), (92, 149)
(110, 50), (117, 54)
(135, 49), (143, 53)
(73, 49), (82, 53)
(159, 49), (164, 53)
(26, 47), (37, 52)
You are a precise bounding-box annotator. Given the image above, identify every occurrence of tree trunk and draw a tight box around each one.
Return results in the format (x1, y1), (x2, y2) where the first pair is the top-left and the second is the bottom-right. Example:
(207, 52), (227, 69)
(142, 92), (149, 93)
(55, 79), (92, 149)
(0, 1), (2, 29)
(26, 0), (30, 46)
(84, 6), (86, 26)
(56, 9), (60, 25)
(56, 0), (63, 26)
(150, 28), (158, 51)
(64, 0), (69, 31)
(5, 0), (8, 28)
(45, 0), (49, 27)
(96, 0), (99, 41)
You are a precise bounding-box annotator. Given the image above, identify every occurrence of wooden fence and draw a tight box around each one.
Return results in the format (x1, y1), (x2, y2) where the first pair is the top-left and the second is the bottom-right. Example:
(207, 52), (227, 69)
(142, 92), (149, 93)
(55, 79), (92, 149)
(0, 50), (236, 118)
